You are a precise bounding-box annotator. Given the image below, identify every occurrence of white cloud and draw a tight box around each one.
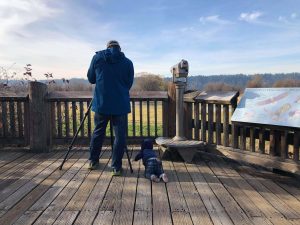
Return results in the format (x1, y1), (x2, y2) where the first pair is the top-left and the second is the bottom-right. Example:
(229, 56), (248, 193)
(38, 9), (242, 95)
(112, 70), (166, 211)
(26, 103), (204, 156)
(239, 11), (262, 22)
(0, 0), (61, 39)
(199, 15), (232, 25)
(278, 16), (288, 23)
(291, 13), (297, 19)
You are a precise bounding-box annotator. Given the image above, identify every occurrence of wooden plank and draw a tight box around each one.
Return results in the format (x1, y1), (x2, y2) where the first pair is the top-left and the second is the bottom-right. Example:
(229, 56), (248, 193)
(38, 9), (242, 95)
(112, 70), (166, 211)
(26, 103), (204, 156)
(0, 153), (48, 192)
(100, 157), (129, 212)
(51, 102), (56, 138)
(281, 130), (288, 159)
(0, 151), (74, 225)
(1, 102), (8, 137)
(147, 100), (150, 136)
(9, 101), (16, 137)
(0, 152), (24, 169)
(164, 161), (188, 212)
(64, 101), (70, 138)
(29, 152), (87, 211)
(294, 131), (299, 161)
(276, 182), (300, 202)
(94, 211), (114, 225)
(185, 163), (233, 225)
(113, 150), (139, 225)
(46, 91), (168, 101)
(257, 178), (300, 218)
(207, 103), (213, 144)
(135, 161), (152, 212)
(0, 210), (6, 217)
(238, 168), (299, 220)
(172, 212), (193, 225)
(173, 161), (213, 225)
(223, 105), (229, 147)
(162, 100), (169, 137)
(193, 102), (200, 140)
(72, 102), (77, 135)
(133, 211), (152, 225)
(57, 101), (62, 138)
(152, 182), (172, 225)
(53, 210), (79, 225)
(23, 101), (30, 145)
(154, 100), (158, 137)
(64, 151), (111, 211)
(80, 101), (84, 137)
(215, 104), (221, 145)
(74, 152), (124, 225)
(0, 102), (2, 137)
(240, 126), (246, 150)
(13, 211), (42, 225)
(184, 102), (193, 139)
(201, 102), (206, 142)
(197, 160), (253, 225)
(207, 159), (264, 219)
(87, 101), (91, 138)
(33, 156), (89, 225)
(250, 127), (255, 152)
(17, 102), (23, 137)
(259, 128), (265, 154)
(0, 152), (63, 210)
(0, 154), (34, 186)
(132, 100), (136, 137)
(269, 130), (275, 156)
(0, 156), (54, 195)
(139, 100), (143, 137)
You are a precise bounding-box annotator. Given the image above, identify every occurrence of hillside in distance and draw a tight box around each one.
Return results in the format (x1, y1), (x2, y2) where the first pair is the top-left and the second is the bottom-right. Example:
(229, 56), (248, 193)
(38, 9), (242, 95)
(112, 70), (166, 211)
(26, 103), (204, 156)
(183, 73), (300, 90)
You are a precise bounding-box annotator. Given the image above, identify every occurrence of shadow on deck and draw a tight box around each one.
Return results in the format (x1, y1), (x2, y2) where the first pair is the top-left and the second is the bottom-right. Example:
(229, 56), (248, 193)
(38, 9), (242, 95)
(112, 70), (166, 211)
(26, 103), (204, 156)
(0, 147), (299, 225)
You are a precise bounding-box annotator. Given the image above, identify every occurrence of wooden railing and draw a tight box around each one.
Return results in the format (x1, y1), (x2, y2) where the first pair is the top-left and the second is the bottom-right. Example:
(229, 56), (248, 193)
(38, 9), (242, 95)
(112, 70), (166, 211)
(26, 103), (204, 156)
(47, 91), (168, 145)
(183, 90), (300, 165)
(0, 95), (29, 146)
(0, 82), (299, 173)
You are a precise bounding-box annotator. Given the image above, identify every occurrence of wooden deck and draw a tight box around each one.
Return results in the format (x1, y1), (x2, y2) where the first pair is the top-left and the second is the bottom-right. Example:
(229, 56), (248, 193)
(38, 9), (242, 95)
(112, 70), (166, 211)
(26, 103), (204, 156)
(0, 147), (300, 225)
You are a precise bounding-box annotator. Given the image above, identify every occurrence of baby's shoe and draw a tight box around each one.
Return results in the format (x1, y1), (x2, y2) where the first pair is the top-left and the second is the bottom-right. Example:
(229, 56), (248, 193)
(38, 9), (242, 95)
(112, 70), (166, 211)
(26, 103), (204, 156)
(150, 175), (160, 182)
(160, 173), (168, 183)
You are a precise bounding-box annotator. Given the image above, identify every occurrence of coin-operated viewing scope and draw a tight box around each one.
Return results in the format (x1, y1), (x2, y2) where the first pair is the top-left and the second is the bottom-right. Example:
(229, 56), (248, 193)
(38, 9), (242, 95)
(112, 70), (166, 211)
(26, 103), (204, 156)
(171, 59), (189, 83)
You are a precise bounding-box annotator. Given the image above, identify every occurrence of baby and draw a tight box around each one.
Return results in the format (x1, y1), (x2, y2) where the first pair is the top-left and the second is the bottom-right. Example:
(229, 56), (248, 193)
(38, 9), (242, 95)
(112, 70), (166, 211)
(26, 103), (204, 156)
(134, 139), (168, 183)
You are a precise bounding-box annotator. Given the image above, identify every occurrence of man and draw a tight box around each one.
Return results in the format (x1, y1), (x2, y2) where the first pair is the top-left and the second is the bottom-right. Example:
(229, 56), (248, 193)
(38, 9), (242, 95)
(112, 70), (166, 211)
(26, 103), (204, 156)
(87, 40), (134, 176)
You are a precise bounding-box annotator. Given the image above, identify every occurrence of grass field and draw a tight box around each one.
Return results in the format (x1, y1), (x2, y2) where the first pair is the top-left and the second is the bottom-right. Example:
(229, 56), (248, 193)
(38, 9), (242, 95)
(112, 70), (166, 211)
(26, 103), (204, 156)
(54, 101), (164, 137)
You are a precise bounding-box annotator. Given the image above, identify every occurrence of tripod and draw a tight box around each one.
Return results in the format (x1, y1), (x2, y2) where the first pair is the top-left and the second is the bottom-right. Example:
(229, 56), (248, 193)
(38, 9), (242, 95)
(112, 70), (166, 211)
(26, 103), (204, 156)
(59, 99), (133, 173)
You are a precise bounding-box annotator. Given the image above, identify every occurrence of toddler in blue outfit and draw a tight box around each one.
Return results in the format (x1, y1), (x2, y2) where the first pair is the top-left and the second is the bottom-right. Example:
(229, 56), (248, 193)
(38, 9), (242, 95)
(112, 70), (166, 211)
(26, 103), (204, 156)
(134, 139), (168, 182)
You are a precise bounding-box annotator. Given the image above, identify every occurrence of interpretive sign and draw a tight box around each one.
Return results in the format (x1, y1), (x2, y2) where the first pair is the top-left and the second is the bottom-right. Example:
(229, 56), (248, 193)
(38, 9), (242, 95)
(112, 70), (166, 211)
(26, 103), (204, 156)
(231, 88), (300, 128)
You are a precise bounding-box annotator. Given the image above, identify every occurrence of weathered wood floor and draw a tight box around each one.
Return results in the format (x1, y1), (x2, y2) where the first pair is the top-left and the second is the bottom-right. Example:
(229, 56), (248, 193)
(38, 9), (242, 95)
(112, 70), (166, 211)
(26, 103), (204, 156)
(0, 147), (300, 225)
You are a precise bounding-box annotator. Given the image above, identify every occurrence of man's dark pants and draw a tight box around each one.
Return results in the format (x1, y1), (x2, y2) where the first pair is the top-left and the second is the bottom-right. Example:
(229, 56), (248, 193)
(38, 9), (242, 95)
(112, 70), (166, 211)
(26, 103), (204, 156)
(89, 113), (127, 171)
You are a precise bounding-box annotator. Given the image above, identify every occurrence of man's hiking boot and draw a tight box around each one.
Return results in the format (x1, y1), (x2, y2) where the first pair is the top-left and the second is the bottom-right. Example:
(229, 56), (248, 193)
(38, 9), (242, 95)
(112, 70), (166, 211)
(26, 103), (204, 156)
(88, 161), (99, 170)
(112, 168), (122, 176)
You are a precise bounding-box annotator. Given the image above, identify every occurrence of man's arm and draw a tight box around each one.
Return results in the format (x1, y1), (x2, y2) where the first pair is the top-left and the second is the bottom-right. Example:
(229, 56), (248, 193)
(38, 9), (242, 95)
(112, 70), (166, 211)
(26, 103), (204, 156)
(134, 151), (143, 161)
(87, 54), (97, 84)
(127, 61), (134, 89)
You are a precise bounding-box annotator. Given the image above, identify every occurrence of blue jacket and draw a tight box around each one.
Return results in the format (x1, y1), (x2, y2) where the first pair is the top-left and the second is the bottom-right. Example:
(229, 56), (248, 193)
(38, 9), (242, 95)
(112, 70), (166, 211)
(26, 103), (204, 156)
(87, 47), (134, 115)
(134, 139), (157, 165)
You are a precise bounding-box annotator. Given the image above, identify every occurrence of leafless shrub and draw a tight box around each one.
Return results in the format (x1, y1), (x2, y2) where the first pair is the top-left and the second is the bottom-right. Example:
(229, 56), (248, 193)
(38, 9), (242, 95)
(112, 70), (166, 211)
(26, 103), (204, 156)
(132, 74), (167, 91)
(246, 74), (264, 88)
(273, 79), (300, 87)
(204, 82), (241, 92)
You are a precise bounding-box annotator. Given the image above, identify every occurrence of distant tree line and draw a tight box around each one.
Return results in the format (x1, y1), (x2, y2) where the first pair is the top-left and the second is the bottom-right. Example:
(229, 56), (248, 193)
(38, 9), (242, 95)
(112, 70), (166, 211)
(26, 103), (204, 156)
(1, 68), (300, 93)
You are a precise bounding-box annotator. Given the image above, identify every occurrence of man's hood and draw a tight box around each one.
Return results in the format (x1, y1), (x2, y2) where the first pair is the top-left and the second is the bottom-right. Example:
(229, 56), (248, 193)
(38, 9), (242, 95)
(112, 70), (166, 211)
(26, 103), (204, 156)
(96, 48), (125, 64)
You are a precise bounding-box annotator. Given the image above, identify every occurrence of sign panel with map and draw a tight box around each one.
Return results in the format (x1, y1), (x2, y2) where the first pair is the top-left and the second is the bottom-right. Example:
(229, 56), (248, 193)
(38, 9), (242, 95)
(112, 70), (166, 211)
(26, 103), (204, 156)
(231, 88), (300, 128)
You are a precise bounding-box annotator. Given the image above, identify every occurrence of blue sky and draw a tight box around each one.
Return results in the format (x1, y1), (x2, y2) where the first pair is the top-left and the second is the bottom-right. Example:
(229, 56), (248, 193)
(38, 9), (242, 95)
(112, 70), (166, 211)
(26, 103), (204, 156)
(0, 0), (300, 79)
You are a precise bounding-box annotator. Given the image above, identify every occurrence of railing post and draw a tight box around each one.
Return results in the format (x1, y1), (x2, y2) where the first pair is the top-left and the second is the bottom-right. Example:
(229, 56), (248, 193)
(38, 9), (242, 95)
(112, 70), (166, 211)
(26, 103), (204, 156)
(28, 81), (50, 152)
(184, 102), (193, 139)
(167, 83), (176, 137)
